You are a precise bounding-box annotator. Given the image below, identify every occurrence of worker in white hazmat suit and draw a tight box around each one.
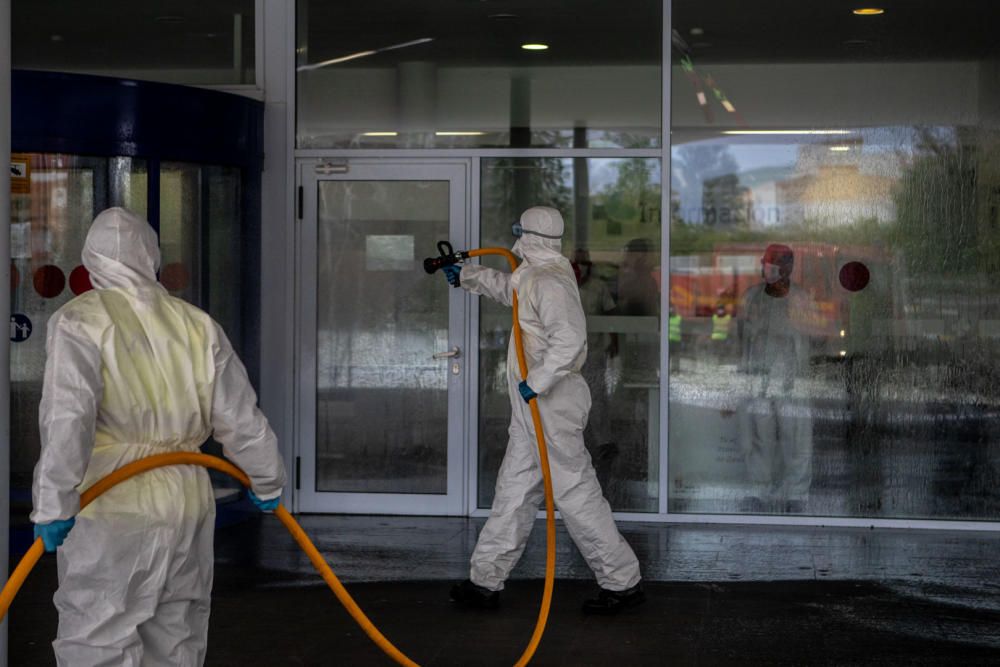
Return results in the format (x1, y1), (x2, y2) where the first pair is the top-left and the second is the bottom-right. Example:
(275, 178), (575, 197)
(442, 206), (644, 614)
(30, 207), (286, 666)
(737, 243), (813, 514)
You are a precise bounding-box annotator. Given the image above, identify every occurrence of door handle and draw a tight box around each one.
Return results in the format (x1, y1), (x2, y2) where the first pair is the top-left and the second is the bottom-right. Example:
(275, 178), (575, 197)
(432, 346), (461, 360)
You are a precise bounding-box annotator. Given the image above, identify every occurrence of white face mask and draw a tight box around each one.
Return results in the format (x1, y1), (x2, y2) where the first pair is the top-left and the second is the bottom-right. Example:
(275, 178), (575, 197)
(511, 233), (562, 264)
(762, 263), (783, 284)
(511, 237), (525, 259)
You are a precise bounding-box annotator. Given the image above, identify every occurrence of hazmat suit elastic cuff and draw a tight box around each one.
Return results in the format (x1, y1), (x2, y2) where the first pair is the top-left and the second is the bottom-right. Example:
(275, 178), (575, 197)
(29, 487), (80, 525)
(223, 426), (285, 486)
(524, 372), (555, 397)
(251, 487), (282, 502)
(524, 372), (549, 396)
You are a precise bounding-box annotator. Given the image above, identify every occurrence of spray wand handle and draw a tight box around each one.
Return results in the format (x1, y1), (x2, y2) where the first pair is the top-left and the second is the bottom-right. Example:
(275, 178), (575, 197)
(423, 240), (470, 274)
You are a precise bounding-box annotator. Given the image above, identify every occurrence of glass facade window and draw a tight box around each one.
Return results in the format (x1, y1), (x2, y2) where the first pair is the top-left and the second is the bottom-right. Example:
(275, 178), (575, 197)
(668, 0), (1000, 519)
(315, 180), (452, 494)
(296, 0), (661, 149)
(10, 157), (247, 497)
(159, 162), (245, 349)
(479, 158), (662, 512)
(10, 154), (146, 490)
(12, 0), (255, 85)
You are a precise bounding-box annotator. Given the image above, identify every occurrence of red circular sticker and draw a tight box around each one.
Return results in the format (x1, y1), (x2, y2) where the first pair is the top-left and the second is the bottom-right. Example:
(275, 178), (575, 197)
(160, 263), (191, 292)
(11, 263), (19, 291)
(33, 265), (66, 299)
(839, 261), (870, 292)
(69, 265), (94, 295)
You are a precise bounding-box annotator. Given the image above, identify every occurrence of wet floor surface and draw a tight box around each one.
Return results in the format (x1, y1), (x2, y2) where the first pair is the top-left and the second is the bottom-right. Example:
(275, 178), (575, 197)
(217, 513), (1000, 590)
(11, 514), (1000, 665)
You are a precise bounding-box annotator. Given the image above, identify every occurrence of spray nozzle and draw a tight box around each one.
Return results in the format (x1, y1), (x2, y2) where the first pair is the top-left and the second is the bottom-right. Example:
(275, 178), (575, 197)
(423, 240), (470, 274)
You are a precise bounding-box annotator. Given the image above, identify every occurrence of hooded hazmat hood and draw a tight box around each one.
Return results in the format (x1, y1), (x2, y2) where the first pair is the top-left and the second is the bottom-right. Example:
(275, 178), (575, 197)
(511, 206), (565, 264)
(82, 207), (162, 291)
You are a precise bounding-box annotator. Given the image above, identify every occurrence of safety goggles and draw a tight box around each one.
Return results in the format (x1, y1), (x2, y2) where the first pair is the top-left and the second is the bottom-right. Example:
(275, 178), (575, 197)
(511, 222), (562, 239)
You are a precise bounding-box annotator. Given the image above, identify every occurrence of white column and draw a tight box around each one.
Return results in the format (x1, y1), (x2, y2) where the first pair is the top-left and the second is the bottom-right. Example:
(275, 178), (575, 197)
(0, 0), (12, 663)
(259, 0), (297, 509)
(659, 0), (672, 517)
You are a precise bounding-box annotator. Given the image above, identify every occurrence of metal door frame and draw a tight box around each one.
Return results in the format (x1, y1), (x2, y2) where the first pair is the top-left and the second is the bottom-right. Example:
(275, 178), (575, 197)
(296, 158), (472, 515)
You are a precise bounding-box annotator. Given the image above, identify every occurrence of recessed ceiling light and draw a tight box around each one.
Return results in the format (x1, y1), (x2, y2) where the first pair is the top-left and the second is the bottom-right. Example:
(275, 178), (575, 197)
(50, 34), (63, 42)
(363, 132), (398, 137)
(829, 146), (852, 151)
(521, 43), (549, 51)
(436, 131), (486, 136)
(852, 8), (885, 15)
(690, 27), (704, 36)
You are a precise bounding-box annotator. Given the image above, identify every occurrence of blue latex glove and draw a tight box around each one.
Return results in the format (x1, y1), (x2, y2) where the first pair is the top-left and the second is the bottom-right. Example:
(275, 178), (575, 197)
(442, 264), (461, 287)
(34, 518), (75, 553)
(518, 381), (538, 403)
(248, 489), (280, 511)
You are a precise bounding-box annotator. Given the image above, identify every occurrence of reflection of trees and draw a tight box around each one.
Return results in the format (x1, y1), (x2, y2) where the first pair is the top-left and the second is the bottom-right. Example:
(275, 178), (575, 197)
(600, 159), (661, 227)
(667, 129), (1000, 518)
(891, 128), (984, 275)
(669, 130), (996, 268)
(480, 158), (572, 243)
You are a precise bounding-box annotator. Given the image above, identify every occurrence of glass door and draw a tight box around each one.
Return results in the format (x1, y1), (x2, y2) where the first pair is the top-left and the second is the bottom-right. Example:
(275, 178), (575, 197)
(297, 161), (469, 514)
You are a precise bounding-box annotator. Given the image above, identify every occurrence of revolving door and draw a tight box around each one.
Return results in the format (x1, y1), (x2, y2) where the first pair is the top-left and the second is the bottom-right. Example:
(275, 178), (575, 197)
(10, 71), (264, 546)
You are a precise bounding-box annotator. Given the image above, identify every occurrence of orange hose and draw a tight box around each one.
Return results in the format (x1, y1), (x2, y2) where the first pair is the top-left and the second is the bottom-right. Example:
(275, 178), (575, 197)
(0, 534), (43, 622)
(468, 248), (557, 667)
(0, 247), (557, 666)
(0, 453), (418, 666)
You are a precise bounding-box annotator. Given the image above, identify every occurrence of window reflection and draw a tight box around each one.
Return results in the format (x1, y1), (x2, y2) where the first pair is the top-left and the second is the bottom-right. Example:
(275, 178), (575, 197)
(669, 0), (1000, 519)
(13, 0), (256, 85)
(315, 180), (451, 494)
(159, 163), (246, 354)
(667, 127), (1000, 518)
(480, 158), (661, 512)
(10, 155), (146, 492)
(670, 104), (1000, 518)
(297, 0), (661, 149)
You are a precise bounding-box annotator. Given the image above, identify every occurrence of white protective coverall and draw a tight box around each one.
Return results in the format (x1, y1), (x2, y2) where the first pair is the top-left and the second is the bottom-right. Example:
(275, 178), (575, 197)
(30, 207), (286, 666)
(458, 206), (641, 592)
(738, 280), (813, 505)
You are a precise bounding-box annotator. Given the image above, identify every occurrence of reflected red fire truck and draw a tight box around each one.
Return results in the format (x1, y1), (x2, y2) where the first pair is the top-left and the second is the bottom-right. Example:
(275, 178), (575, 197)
(667, 242), (887, 358)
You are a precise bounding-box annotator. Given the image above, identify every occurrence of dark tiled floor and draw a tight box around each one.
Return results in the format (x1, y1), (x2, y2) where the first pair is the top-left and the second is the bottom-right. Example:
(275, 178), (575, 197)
(10, 512), (1000, 665)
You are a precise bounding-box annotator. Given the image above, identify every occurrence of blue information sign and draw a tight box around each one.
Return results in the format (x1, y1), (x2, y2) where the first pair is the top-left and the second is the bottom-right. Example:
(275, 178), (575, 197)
(10, 314), (32, 342)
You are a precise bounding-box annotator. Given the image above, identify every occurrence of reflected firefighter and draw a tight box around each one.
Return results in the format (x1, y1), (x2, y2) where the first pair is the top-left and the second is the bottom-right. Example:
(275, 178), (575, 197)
(737, 243), (814, 513)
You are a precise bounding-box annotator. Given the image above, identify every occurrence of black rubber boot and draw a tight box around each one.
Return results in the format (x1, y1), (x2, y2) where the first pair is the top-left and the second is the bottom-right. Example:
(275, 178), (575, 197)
(582, 583), (646, 615)
(449, 579), (500, 610)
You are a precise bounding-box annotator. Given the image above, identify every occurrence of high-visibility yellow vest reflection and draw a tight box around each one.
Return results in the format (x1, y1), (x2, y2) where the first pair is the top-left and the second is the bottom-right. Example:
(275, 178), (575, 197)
(669, 313), (682, 342)
(711, 313), (731, 341)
